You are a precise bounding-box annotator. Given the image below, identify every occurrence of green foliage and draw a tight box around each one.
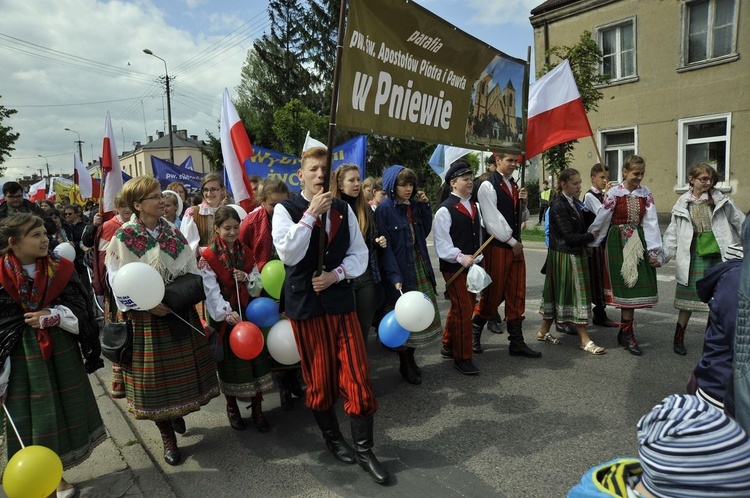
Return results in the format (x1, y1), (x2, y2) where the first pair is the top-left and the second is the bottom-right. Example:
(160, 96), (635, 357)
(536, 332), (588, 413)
(272, 99), (327, 155)
(202, 131), (223, 171)
(524, 181), (540, 210)
(539, 31), (608, 177)
(0, 95), (20, 172)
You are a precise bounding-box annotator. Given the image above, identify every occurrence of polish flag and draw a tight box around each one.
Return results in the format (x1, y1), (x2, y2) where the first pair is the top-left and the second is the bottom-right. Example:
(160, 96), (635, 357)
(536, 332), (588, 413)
(526, 59), (592, 159)
(220, 88), (256, 213)
(101, 111), (124, 215)
(28, 179), (47, 202)
(73, 153), (93, 198)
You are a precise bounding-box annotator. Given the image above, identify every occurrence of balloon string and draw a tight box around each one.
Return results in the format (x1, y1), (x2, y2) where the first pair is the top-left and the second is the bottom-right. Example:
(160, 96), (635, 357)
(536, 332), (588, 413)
(3, 404), (26, 448)
(170, 312), (206, 336)
(398, 288), (403, 296)
(235, 277), (243, 322)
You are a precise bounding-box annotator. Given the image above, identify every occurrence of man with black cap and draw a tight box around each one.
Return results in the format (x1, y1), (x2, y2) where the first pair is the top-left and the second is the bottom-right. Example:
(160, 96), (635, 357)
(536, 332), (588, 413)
(434, 160), (482, 375)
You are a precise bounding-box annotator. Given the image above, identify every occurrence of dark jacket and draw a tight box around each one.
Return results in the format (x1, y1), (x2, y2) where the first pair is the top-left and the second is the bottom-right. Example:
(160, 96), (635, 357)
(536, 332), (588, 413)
(375, 165), (435, 305)
(548, 195), (595, 255)
(693, 259), (743, 405)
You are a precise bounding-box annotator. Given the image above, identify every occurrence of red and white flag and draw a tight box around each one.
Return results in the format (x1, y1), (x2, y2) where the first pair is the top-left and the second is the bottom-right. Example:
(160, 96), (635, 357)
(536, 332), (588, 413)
(101, 111), (124, 214)
(73, 153), (93, 199)
(28, 179), (47, 202)
(220, 88), (256, 213)
(526, 59), (592, 159)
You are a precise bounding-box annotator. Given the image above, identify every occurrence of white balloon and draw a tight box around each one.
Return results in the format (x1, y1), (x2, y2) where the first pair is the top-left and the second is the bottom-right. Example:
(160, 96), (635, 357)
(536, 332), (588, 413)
(394, 291), (436, 332)
(266, 319), (300, 365)
(53, 242), (76, 262)
(112, 262), (165, 310)
(227, 204), (248, 220)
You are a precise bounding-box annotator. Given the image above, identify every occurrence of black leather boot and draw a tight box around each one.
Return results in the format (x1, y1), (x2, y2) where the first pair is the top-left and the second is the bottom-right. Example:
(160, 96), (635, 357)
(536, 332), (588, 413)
(250, 392), (269, 432)
(156, 420), (181, 466)
(472, 315), (486, 354)
(507, 320), (542, 358)
(673, 323), (687, 356)
(288, 370), (306, 398)
(398, 350), (421, 384)
(351, 416), (389, 484)
(312, 408), (356, 464)
(406, 347), (421, 377)
(172, 416), (186, 435)
(226, 395), (246, 430)
(619, 319), (642, 356)
(487, 313), (504, 334)
(592, 306), (618, 328)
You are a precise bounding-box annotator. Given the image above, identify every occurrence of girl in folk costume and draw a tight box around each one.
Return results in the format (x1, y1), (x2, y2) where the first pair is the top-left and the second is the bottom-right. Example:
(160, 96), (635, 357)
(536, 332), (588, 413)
(331, 164), (387, 344)
(199, 206), (273, 431)
(0, 214), (105, 498)
(662, 163), (745, 355)
(588, 155), (663, 356)
(181, 173), (227, 256)
(376, 165), (442, 385)
(433, 161), (483, 375)
(538, 169), (604, 355)
(105, 177), (219, 466)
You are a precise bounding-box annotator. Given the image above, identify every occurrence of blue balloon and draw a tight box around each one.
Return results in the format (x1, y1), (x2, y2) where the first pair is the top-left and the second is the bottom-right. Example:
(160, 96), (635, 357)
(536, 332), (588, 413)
(245, 297), (280, 328)
(378, 310), (410, 348)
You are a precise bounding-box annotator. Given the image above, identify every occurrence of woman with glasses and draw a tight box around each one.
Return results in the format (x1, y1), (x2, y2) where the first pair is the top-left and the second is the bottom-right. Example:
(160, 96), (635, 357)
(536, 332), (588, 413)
(105, 177), (219, 466)
(663, 163), (745, 355)
(181, 173), (226, 257)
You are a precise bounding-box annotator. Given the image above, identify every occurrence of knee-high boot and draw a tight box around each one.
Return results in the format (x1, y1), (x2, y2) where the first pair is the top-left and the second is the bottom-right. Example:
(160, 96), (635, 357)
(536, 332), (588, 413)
(673, 323), (687, 356)
(398, 350), (421, 384)
(155, 420), (181, 466)
(507, 320), (542, 358)
(350, 416), (389, 484)
(472, 315), (487, 354)
(312, 407), (356, 464)
(618, 319), (641, 356)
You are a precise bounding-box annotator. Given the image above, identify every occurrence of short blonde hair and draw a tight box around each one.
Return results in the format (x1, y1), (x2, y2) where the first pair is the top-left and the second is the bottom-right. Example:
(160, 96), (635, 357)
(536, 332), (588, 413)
(302, 146), (327, 169)
(121, 176), (161, 216)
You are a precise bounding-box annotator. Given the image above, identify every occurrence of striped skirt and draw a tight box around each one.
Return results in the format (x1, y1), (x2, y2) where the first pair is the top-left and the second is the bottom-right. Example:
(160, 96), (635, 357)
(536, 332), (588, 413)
(603, 224), (658, 308)
(3, 327), (106, 470)
(540, 249), (592, 325)
(674, 238), (721, 312)
(120, 308), (219, 421)
(215, 324), (274, 400)
(404, 247), (442, 348)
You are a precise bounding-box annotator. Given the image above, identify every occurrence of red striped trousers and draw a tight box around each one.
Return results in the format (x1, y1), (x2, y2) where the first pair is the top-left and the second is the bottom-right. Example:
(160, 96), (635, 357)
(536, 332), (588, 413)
(289, 311), (377, 417)
(442, 271), (476, 361)
(474, 245), (526, 322)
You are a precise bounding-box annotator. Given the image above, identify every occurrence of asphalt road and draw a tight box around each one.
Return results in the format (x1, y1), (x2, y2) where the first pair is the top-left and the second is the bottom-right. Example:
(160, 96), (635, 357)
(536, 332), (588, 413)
(92, 242), (698, 498)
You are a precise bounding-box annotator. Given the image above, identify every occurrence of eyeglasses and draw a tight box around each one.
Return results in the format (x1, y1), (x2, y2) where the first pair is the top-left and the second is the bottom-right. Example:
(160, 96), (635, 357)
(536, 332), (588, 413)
(695, 176), (713, 183)
(64, 213), (74, 217)
(202, 187), (222, 194)
(140, 194), (165, 202)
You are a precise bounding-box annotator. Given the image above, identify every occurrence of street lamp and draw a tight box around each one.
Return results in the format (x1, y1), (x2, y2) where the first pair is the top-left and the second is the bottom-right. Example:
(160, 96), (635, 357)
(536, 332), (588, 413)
(37, 155), (51, 179)
(64, 128), (85, 162)
(143, 48), (174, 164)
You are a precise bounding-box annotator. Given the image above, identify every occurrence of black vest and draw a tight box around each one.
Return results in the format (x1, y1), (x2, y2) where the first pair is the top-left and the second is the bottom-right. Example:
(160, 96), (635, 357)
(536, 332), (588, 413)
(582, 188), (603, 229)
(438, 196), (481, 273)
(485, 172), (518, 249)
(279, 196), (356, 320)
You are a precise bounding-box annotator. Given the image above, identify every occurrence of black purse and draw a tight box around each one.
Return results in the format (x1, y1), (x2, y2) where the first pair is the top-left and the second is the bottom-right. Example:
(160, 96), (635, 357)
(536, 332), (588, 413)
(162, 273), (206, 312)
(100, 318), (133, 365)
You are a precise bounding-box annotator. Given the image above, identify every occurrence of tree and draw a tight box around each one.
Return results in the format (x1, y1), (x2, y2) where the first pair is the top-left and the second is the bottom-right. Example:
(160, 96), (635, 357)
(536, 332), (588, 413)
(539, 31), (609, 176)
(0, 95), (20, 173)
(301, 0), (340, 116)
(272, 99), (327, 155)
(202, 131), (223, 171)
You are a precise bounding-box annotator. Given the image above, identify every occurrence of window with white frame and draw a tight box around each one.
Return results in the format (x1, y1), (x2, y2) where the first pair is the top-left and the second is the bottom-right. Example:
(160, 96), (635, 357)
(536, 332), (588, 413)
(677, 114), (731, 188)
(597, 19), (636, 81)
(683, 0), (738, 65)
(601, 129), (636, 181)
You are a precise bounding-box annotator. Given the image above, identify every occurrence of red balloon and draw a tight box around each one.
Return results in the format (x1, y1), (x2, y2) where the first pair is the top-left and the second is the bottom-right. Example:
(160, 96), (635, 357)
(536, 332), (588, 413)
(229, 322), (264, 360)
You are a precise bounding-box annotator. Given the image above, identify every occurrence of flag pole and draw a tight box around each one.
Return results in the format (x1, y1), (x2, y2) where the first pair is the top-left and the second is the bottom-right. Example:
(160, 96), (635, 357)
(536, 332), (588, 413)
(516, 46), (531, 240)
(590, 135), (605, 166)
(316, 0), (348, 276)
(98, 163), (106, 216)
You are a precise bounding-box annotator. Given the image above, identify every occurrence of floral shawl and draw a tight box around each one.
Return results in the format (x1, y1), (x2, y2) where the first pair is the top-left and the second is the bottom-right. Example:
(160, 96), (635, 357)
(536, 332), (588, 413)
(105, 216), (197, 283)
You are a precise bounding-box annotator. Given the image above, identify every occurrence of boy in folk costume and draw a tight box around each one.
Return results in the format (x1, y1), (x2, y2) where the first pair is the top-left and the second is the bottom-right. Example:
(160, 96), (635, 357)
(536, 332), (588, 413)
(472, 152), (541, 358)
(582, 163), (618, 328)
(434, 161), (483, 375)
(271, 146), (388, 484)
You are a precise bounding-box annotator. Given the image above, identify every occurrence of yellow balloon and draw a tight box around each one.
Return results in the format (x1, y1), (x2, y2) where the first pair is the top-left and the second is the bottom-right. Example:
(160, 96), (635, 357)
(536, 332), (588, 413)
(2, 445), (63, 498)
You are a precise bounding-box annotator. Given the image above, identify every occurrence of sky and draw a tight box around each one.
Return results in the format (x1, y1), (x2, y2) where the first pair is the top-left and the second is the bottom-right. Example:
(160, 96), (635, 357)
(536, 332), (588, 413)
(0, 0), (539, 181)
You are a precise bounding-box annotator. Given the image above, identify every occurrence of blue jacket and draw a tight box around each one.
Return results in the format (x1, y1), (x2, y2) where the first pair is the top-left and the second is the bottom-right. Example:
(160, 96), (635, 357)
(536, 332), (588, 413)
(375, 165), (435, 306)
(693, 259), (743, 405)
(734, 217), (750, 434)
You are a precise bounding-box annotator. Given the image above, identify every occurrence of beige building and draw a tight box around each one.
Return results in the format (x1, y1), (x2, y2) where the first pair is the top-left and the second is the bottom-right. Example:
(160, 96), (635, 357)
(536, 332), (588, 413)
(119, 127), (212, 178)
(530, 0), (749, 213)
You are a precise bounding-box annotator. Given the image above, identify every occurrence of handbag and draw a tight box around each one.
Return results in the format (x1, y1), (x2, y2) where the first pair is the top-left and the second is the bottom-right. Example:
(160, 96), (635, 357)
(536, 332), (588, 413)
(696, 231), (721, 257)
(100, 318), (133, 365)
(162, 273), (206, 313)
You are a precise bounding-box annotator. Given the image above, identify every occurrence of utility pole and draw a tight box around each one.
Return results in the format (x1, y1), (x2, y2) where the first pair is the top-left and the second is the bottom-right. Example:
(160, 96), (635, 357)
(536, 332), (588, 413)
(65, 128), (85, 161)
(144, 49), (174, 164)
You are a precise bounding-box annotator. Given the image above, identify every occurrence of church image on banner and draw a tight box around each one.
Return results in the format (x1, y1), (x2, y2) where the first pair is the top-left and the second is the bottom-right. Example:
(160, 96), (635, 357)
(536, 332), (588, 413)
(466, 56), (524, 149)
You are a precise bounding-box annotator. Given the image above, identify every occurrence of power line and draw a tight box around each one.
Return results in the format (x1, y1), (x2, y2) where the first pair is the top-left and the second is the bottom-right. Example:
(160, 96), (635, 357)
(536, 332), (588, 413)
(6, 96), (148, 108)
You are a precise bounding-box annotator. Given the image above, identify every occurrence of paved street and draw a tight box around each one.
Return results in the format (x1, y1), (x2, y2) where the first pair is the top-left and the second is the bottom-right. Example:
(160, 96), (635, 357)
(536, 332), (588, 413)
(33, 240), (702, 498)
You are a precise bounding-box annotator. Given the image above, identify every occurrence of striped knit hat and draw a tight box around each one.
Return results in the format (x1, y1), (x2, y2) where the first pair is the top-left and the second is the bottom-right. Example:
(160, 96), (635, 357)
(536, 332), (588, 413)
(637, 394), (750, 497)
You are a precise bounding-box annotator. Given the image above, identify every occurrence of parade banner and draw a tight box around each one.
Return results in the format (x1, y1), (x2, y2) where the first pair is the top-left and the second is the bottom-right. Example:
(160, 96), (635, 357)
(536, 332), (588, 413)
(244, 135), (367, 193)
(151, 156), (204, 194)
(338, 0), (527, 154)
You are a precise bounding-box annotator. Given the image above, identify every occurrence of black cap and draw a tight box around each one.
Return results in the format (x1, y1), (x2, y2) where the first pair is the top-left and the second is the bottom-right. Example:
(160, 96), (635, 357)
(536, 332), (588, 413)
(445, 161), (472, 182)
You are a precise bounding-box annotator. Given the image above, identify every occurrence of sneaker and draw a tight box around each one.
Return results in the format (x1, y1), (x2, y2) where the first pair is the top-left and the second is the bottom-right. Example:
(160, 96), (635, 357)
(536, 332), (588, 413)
(454, 359), (479, 375)
(440, 345), (453, 359)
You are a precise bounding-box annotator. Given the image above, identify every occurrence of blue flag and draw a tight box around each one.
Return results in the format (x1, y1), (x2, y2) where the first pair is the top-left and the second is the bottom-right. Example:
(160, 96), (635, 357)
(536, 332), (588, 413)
(151, 156), (204, 194)
(180, 156), (194, 171)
